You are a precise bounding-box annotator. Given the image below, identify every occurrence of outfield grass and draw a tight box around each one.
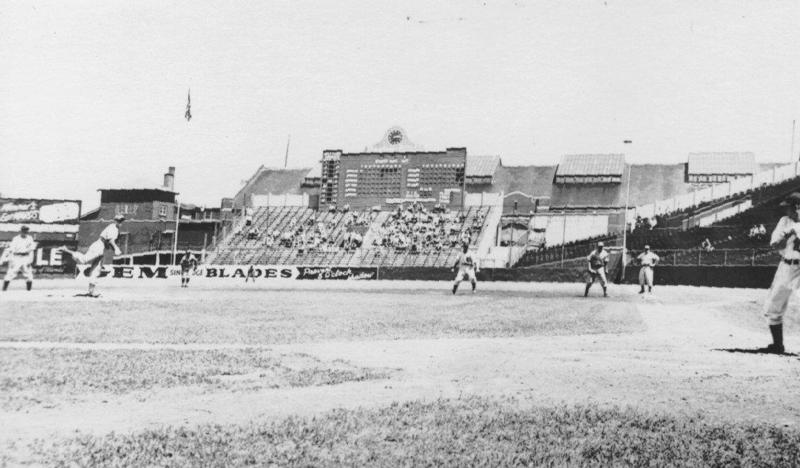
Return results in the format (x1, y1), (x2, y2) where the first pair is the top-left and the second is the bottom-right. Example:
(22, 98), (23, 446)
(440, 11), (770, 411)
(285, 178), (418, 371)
(0, 348), (390, 411)
(0, 290), (643, 344)
(23, 397), (800, 467)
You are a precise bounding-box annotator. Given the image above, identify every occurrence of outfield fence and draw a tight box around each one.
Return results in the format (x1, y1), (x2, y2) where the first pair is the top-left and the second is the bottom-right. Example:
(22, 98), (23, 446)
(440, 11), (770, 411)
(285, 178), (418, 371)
(632, 248), (779, 266)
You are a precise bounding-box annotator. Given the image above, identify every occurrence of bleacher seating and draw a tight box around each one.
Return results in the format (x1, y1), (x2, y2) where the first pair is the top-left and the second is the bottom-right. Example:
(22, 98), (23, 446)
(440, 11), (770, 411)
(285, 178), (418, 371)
(209, 205), (496, 267)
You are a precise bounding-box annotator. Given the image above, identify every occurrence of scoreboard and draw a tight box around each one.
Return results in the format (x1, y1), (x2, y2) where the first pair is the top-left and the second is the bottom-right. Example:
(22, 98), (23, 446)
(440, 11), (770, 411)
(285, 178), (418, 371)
(321, 148), (467, 210)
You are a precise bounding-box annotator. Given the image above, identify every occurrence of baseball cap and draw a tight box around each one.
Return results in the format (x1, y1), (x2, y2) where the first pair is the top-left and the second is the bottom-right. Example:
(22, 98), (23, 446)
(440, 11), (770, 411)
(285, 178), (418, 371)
(20, 225), (30, 232)
(114, 214), (126, 221)
(779, 192), (800, 207)
(597, 241), (604, 247)
(644, 244), (650, 249)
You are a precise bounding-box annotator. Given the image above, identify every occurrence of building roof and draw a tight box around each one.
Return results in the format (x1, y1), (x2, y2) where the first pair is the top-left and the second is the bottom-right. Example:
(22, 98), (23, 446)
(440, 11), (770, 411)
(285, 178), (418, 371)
(549, 163), (691, 208)
(233, 167), (313, 207)
(688, 152), (755, 175)
(556, 154), (626, 177)
(490, 165), (556, 198)
(466, 155), (500, 177)
(96, 187), (178, 194)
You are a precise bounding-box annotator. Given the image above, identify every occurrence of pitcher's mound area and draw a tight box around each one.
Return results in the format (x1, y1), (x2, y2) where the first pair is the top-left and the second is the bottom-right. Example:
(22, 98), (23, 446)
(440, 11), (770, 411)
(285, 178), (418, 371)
(1, 280), (798, 465)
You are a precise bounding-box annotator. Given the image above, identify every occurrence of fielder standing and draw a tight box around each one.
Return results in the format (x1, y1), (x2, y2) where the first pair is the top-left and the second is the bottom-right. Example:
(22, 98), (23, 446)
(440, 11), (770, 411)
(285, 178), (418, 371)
(59, 214), (125, 297)
(637, 245), (659, 294)
(584, 241), (609, 297)
(760, 192), (800, 354)
(179, 249), (198, 288)
(452, 243), (479, 294)
(2, 225), (36, 292)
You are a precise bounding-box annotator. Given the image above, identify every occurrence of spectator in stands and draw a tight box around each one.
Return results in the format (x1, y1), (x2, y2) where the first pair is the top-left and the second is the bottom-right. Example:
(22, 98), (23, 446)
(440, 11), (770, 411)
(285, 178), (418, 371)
(244, 208), (253, 227)
(701, 238), (714, 252)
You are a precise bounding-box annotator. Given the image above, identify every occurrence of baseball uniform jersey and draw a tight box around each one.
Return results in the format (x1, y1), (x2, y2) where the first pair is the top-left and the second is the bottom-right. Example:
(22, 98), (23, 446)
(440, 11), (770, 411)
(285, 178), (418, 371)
(3, 234), (36, 281)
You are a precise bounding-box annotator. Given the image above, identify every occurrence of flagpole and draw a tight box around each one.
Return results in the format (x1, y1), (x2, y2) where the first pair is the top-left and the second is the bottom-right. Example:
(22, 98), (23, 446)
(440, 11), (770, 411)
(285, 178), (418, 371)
(176, 87), (191, 263)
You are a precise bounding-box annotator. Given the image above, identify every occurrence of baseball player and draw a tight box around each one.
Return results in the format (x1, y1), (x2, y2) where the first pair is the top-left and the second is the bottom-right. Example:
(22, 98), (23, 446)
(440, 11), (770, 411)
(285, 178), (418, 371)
(760, 192), (800, 354)
(452, 242), (479, 294)
(179, 249), (198, 288)
(584, 241), (609, 297)
(2, 225), (36, 291)
(59, 214), (125, 297)
(245, 264), (256, 283)
(637, 245), (660, 294)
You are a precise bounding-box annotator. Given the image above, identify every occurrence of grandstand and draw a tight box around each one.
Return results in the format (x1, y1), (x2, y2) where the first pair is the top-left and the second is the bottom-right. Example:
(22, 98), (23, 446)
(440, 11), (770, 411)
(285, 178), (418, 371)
(198, 128), (797, 276)
(209, 205), (497, 267)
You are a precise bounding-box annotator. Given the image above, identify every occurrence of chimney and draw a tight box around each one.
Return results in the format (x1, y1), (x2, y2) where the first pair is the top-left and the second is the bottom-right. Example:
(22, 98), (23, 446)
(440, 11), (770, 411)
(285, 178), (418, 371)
(163, 166), (175, 191)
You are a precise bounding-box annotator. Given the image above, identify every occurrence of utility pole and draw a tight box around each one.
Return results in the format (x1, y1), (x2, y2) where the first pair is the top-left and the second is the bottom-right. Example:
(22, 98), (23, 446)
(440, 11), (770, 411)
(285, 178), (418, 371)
(172, 197), (180, 265)
(621, 140), (633, 281)
(284, 134), (291, 168)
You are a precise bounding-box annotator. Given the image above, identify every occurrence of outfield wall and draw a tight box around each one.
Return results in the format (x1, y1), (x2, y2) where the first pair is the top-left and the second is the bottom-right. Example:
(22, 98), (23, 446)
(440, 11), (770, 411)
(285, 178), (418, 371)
(621, 265), (775, 289)
(17, 263), (775, 289)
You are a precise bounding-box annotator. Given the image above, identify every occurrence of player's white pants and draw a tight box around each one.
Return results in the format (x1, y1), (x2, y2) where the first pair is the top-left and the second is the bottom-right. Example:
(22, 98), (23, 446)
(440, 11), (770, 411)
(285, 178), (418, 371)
(763, 261), (800, 326)
(4, 256), (33, 281)
(639, 266), (654, 287)
(68, 241), (107, 281)
(587, 269), (607, 287)
(70, 240), (105, 265)
(454, 267), (476, 283)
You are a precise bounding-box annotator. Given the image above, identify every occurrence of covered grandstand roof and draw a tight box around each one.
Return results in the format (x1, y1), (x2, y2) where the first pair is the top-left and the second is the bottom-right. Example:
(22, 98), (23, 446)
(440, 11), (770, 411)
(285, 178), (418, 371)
(466, 155), (501, 177)
(491, 165), (557, 198)
(233, 167), (313, 208)
(556, 154), (625, 177)
(688, 152), (755, 175)
(549, 163), (692, 208)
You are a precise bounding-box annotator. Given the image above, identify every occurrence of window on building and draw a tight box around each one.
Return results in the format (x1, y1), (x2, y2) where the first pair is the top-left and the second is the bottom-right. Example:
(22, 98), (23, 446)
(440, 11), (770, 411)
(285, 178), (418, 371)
(159, 205), (168, 217)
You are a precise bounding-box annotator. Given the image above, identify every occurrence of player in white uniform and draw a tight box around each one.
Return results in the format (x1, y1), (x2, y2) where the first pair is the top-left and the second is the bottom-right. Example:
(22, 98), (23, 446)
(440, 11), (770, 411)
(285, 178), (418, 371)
(59, 215), (125, 297)
(760, 192), (800, 354)
(179, 250), (199, 288)
(585, 242), (609, 297)
(452, 243), (479, 294)
(637, 245), (660, 294)
(2, 225), (37, 291)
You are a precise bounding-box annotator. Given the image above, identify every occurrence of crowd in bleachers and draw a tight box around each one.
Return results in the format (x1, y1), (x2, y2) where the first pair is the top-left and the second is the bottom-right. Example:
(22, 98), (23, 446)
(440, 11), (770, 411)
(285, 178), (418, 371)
(214, 204), (493, 266)
(371, 203), (484, 253)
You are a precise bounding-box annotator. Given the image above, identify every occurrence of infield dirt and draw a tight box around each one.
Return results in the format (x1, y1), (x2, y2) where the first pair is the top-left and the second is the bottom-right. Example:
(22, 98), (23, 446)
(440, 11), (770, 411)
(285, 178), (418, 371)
(1, 280), (799, 462)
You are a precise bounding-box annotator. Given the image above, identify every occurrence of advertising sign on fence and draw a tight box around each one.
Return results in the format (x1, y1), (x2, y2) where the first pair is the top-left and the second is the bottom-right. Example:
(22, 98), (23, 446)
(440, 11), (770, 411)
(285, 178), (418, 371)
(73, 264), (378, 281)
(296, 266), (378, 280)
(0, 241), (78, 276)
(0, 198), (81, 233)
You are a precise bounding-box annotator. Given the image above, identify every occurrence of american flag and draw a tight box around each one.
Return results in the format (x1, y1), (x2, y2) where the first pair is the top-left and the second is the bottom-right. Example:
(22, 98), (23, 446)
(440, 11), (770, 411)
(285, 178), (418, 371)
(184, 90), (192, 121)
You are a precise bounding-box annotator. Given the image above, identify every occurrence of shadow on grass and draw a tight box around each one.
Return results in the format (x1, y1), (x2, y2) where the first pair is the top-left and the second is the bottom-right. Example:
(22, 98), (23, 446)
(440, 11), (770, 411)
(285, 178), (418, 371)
(713, 347), (800, 357)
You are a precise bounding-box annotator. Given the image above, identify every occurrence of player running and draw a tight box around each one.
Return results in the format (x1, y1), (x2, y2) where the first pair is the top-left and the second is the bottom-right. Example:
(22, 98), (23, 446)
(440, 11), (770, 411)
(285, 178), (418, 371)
(637, 245), (659, 294)
(760, 192), (800, 354)
(452, 243), (479, 294)
(2, 225), (36, 292)
(584, 241), (609, 297)
(179, 249), (199, 288)
(59, 215), (125, 297)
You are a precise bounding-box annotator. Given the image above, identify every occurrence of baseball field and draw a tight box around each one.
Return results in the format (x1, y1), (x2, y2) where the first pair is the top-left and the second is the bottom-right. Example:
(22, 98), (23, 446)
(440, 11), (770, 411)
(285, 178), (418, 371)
(1, 279), (799, 466)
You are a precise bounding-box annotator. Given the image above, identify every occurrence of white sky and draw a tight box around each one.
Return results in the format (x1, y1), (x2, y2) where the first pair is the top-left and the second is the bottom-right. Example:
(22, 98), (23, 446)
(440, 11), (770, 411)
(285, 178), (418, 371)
(2, 0), (799, 211)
